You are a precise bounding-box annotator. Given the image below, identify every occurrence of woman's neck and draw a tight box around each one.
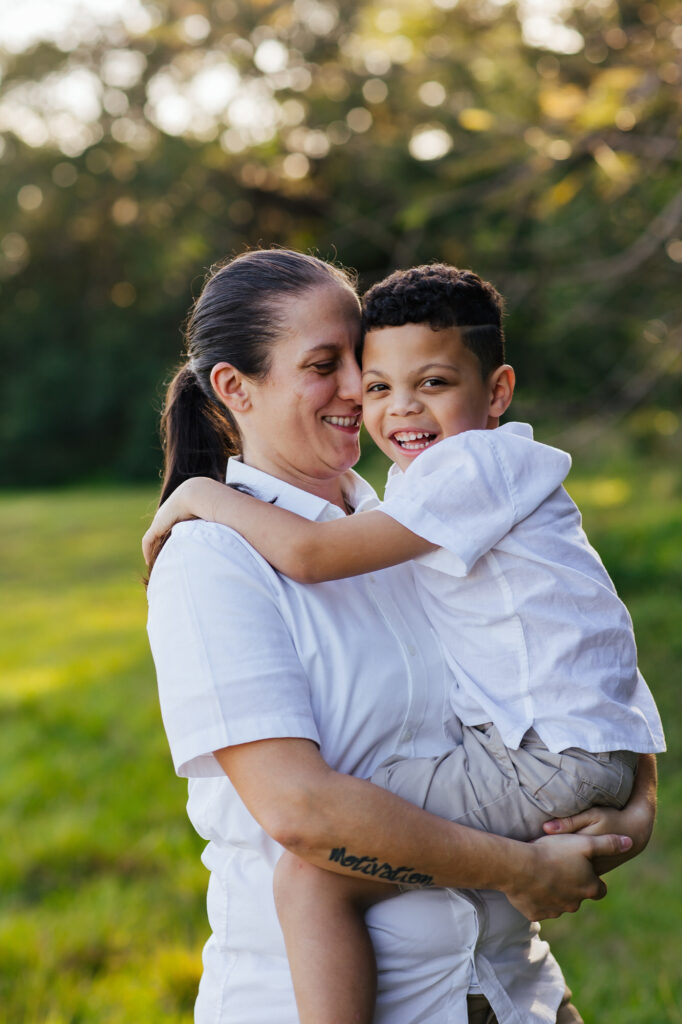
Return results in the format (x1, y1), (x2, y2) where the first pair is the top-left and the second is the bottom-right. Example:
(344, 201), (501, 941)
(240, 449), (352, 514)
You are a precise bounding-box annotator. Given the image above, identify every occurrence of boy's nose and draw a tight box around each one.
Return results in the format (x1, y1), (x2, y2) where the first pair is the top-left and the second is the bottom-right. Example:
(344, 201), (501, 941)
(388, 391), (422, 416)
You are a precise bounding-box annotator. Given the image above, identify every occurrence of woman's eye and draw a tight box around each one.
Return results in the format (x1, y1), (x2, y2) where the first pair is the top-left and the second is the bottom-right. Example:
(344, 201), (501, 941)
(313, 361), (337, 373)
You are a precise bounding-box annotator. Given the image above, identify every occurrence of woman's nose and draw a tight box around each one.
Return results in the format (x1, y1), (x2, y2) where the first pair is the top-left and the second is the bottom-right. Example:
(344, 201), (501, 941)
(336, 356), (362, 403)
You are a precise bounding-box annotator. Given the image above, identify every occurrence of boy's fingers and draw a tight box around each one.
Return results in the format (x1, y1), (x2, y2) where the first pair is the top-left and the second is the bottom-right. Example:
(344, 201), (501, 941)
(543, 810), (598, 834)
(543, 817), (571, 834)
(142, 527), (157, 565)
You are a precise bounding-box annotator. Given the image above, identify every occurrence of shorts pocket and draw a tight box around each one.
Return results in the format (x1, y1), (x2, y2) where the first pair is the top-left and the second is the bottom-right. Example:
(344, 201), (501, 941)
(576, 756), (634, 809)
(531, 769), (594, 818)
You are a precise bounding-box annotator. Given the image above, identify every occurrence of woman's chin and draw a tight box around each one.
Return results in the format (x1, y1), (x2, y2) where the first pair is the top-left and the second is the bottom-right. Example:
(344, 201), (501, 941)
(332, 436), (362, 472)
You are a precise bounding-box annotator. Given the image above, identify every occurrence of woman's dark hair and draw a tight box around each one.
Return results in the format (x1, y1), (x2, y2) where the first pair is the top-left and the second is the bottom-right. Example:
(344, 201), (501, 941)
(158, 248), (358, 507)
(362, 263), (505, 379)
(144, 249), (358, 575)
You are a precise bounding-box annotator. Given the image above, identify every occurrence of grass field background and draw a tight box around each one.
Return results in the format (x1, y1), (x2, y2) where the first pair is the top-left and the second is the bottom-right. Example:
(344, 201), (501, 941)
(1, 448), (680, 1023)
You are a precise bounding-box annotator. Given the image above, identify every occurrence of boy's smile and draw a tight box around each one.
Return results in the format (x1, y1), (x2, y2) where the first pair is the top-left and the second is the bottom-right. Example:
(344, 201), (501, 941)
(361, 323), (514, 471)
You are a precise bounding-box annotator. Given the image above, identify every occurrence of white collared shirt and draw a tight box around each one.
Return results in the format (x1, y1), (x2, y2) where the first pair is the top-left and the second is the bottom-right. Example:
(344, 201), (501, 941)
(147, 458), (566, 1023)
(381, 422), (665, 755)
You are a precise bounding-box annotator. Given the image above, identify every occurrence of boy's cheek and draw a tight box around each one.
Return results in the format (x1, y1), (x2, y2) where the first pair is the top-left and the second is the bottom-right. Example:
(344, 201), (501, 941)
(361, 408), (382, 445)
(362, 422), (382, 449)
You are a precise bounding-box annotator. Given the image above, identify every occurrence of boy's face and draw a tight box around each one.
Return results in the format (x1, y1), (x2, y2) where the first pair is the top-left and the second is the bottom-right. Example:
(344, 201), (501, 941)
(361, 323), (513, 471)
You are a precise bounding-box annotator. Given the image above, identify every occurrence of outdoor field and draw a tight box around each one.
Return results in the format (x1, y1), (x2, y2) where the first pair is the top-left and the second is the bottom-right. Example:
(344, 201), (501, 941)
(1, 446), (680, 1024)
(2, 0), (680, 1019)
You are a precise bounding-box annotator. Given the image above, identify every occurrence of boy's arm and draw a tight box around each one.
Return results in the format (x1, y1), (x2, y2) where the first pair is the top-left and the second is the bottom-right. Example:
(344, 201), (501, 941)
(142, 476), (435, 580)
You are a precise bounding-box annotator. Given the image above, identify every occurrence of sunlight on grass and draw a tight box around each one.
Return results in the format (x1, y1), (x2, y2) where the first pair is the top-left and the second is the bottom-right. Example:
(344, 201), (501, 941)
(1, 488), (151, 702)
(3, 638), (150, 700)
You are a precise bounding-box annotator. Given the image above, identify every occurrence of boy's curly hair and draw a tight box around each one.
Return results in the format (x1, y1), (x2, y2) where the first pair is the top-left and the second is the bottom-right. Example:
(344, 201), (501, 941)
(362, 263), (506, 378)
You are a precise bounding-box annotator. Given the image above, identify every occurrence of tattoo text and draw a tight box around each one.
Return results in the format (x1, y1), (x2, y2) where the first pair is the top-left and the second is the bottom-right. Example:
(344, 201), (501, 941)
(329, 847), (434, 887)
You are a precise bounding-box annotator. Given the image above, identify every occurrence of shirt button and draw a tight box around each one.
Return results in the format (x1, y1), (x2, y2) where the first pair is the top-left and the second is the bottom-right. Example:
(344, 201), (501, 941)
(401, 729), (413, 742)
(406, 644), (416, 656)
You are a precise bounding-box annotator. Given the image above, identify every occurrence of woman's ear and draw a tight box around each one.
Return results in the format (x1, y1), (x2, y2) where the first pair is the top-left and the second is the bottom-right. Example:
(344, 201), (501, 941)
(487, 364), (515, 427)
(210, 362), (252, 414)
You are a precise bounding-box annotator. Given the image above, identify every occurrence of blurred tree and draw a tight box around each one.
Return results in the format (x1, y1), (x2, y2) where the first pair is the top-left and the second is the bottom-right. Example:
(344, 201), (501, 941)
(0, 0), (680, 484)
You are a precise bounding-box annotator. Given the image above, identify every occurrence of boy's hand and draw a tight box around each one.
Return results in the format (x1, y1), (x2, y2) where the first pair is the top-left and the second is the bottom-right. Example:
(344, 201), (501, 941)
(142, 477), (205, 565)
(542, 804), (653, 875)
(542, 754), (657, 875)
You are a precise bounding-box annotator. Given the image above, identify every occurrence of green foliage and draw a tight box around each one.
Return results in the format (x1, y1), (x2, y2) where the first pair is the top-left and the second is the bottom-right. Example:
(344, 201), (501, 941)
(0, 452), (680, 1020)
(1, 0), (680, 484)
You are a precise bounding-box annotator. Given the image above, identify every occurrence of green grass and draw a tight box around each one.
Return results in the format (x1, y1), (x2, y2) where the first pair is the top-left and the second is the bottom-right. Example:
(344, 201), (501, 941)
(0, 488), (205, 1023)
(542, 460), (682, 1024)
(0, 454), (679, 1022)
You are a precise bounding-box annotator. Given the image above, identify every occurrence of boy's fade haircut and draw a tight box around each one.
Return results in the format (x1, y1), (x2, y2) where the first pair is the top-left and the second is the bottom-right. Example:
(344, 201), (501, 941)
(362, 263), (505, 379)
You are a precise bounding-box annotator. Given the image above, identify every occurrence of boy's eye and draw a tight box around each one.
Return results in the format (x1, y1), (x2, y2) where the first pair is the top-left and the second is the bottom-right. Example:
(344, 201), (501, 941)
(365, 382), (388, 393)
(423, 377), (448, 388)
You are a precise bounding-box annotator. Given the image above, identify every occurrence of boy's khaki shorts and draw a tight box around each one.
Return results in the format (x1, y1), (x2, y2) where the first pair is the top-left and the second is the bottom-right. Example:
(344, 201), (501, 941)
(371, 723), (637, 841)
(467, 987), (583, 1023)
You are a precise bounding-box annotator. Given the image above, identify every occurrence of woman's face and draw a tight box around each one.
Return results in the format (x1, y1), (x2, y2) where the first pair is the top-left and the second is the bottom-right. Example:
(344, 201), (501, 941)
(238, 284), (363, 498)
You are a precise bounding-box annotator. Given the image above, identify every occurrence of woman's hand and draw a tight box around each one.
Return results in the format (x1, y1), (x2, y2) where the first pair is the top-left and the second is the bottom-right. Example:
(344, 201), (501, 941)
(504, 831), (632, 920)
(142, 477), (217, 564)
(541, 754), (657, 876)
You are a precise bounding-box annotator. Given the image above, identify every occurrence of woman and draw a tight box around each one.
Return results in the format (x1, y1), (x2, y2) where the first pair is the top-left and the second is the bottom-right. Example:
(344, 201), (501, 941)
(146, 249), (656, 1023)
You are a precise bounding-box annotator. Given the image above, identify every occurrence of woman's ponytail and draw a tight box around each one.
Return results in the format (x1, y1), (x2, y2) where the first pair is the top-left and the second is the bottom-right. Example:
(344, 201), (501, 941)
(158, 363), (239, 506)
(144, 363), (238, 578)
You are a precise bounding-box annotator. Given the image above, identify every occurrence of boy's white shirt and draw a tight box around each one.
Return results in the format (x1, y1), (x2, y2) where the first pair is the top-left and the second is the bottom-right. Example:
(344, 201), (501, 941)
(381, 421), (665, 755)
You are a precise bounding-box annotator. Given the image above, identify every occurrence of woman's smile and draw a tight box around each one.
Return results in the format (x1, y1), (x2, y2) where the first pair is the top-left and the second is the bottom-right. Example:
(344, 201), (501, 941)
(322, 413), (362, 431)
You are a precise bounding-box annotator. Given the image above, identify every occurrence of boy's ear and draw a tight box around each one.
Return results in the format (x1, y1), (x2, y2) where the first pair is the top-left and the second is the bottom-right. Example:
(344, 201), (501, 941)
(210, 362), (252, 414)
(487, 364), (515, 427)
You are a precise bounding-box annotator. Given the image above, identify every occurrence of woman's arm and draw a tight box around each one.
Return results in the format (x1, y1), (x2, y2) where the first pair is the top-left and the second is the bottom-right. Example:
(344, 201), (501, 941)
(542, 753), (657, 875)
(142, 476), (434, 581)
(216, 735), (632, 922)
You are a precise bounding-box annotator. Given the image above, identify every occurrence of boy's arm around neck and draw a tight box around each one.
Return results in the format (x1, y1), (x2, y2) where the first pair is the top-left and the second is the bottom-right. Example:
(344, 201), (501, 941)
(144, 475), (434, 581)
(274, 507), (435, 582)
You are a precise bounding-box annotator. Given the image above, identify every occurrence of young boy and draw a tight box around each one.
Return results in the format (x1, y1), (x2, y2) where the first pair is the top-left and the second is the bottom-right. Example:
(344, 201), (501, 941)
(143, 264), (664, 1024)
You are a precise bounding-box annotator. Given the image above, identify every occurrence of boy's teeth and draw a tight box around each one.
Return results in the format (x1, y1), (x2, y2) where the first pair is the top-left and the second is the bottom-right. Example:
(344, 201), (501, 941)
(393, 430), (435, 451)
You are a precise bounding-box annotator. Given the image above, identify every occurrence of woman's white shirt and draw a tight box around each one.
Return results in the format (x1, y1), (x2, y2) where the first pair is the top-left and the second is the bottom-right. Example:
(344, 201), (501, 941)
(147, 459), (565, 1024)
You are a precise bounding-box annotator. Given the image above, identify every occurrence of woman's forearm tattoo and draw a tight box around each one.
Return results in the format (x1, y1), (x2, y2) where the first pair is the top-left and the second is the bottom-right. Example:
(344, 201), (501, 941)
(329, 846), (434, 887)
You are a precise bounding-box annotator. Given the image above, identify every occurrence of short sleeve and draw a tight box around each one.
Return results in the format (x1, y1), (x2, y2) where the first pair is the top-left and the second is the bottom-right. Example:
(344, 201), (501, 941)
(147, 520), (320, 777)
(380, 426), (571, 575)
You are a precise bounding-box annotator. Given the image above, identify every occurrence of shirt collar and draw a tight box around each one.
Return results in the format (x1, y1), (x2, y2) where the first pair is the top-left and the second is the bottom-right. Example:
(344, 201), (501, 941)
(499, 420), (533, 439)
(384, 421), (534, 488)
(386, 461), (403, 486)
(226, 457), (380, 522)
